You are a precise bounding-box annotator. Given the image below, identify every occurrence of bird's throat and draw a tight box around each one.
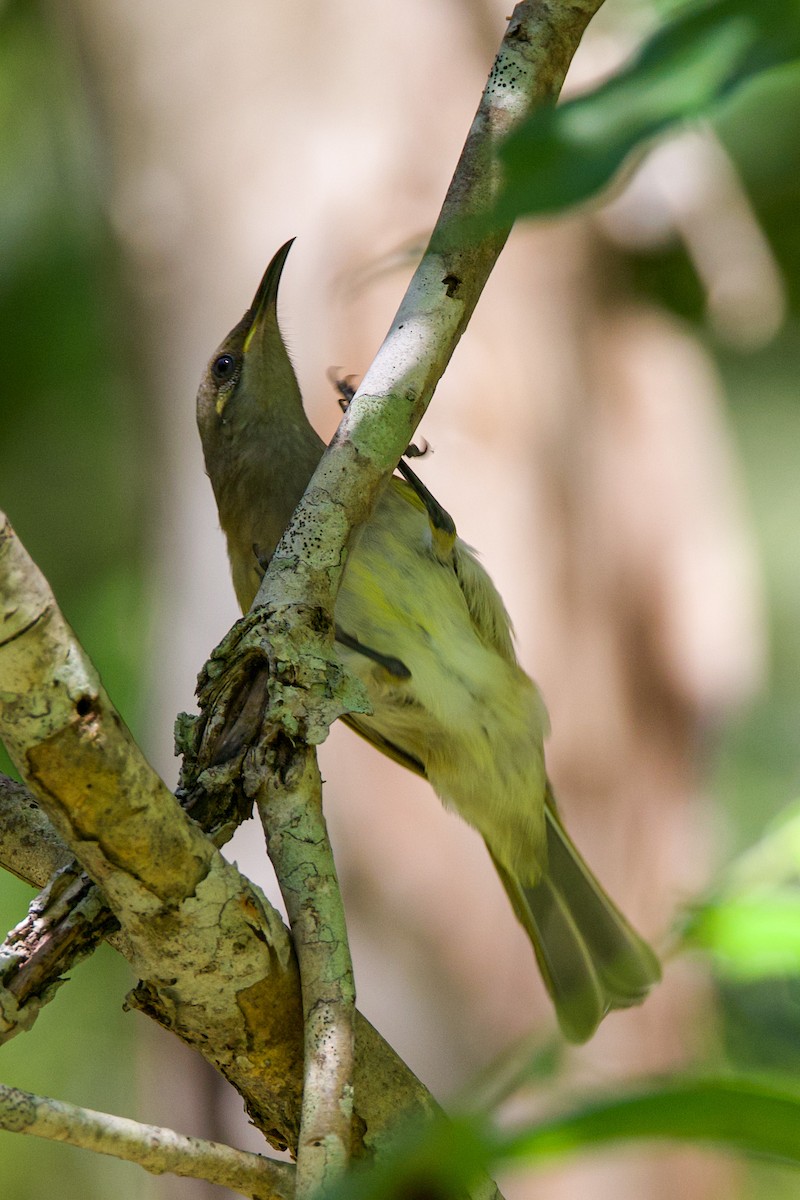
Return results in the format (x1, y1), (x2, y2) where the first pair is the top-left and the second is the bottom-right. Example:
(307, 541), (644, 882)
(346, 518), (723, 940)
(214, 414), (325, 612)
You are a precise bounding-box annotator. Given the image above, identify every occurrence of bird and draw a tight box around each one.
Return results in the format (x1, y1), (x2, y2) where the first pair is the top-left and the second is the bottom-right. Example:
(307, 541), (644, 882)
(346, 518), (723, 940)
(195, 239), (661, 1042)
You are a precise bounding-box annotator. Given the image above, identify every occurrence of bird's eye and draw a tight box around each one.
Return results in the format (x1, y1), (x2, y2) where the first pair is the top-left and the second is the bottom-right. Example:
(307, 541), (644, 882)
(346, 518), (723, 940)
(212, 353), (237, 382)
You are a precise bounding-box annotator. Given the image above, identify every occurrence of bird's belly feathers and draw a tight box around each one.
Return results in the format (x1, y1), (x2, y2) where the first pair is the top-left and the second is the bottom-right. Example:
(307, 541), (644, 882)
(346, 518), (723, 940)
(334, 495), (549, 883)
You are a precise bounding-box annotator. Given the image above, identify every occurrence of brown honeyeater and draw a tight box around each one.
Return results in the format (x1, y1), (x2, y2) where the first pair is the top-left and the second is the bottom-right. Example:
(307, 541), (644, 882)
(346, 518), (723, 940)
(196, 240), (660, 1042)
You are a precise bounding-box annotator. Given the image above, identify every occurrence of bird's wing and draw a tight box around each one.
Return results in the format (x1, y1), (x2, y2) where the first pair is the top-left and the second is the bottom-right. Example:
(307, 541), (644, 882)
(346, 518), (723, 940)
(451, 540), (518, 665)
(388, 473), (519, 666)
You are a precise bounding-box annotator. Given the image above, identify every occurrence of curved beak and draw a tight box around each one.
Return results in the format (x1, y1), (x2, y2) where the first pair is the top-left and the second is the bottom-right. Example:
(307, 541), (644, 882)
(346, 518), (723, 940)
(243, 238), (295, 354)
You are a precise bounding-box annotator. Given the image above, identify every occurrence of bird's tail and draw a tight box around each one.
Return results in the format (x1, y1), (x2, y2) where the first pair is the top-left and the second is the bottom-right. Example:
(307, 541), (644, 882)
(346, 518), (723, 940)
(492, 788), (661, 1043)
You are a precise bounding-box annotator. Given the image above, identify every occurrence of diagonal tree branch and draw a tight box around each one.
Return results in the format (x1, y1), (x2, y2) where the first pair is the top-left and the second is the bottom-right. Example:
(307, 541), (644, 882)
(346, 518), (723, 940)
(0, 1082), (295, 1200)
(0, 514), (489, 1191)
(257, 746), (356, 1194)
(185, 1), (604, 1188)
(0, 511), (301, 1141)
(256, 0), (604, 621)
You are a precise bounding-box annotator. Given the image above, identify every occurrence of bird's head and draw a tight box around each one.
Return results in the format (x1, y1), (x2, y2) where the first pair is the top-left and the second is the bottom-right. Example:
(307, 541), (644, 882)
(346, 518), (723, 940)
(196, 238), (304, 460)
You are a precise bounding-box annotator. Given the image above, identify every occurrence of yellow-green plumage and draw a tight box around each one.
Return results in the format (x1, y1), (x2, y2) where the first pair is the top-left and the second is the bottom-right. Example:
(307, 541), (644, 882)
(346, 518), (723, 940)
(196, 241), (660, 1042)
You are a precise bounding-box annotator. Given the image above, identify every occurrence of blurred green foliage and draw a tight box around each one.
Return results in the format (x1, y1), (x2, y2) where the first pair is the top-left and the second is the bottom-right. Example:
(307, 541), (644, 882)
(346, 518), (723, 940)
(321, 1077), (800, 1200)
(0, 3), (148, 1198)
(499, 1077), (800, 1167)
(497, 0), (800, 224)
(0, 0), (150, 738)
(496, 0), (800, 1185)
(634, 61), (800, 318)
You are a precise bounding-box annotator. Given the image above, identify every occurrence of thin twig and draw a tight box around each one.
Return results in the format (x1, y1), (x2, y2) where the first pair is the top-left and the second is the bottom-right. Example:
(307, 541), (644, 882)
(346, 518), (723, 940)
(0, 859), (119, 1042)
(0, 1083), (295, 1200)
(255, 749), (355, 1194)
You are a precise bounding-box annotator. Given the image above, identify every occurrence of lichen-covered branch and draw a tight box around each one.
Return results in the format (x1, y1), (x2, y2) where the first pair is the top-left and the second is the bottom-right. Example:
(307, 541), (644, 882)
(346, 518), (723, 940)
(1, 858), (120, 1041)
(0, 774), (125, 1043)
(0, 514), (447, 1168)
(0, 513), (211, 915)
(256, 0), (604, 623)
(0, 512), (302, 1139)
(0, 1082), (295, 1200)
(184, 0), (603, 1187)
(255, 748), (355, 1194)
(188, 609), (364, 1189)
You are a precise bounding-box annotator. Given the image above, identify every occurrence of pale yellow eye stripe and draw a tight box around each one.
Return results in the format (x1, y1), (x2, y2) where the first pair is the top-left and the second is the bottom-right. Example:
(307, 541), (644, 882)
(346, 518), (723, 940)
(242, 320), (258, 355)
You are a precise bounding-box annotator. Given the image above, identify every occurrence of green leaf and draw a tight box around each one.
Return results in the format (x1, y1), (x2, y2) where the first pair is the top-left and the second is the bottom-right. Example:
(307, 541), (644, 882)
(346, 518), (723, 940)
(680, 799), (800, 979)
(498, 1078), (800, 1167)
(496, 0), (800, 221)
(322, 1079), (800, 1200)
(686, 892), (800, 978)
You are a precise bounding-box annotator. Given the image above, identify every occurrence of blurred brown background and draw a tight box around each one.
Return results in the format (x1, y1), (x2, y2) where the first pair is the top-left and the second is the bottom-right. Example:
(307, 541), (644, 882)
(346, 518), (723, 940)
(2, 1), (799, 1198)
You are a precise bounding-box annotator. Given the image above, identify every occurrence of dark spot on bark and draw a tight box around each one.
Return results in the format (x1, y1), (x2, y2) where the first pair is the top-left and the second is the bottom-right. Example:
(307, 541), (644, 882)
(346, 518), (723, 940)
(75, 695), (95, 719)
(249, 921), (269, 947)
(310, 607), (331, 634)
(272, 731), (296, 783)
(442, 273), (461, 298)
(264, 1128), (289, 1153)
